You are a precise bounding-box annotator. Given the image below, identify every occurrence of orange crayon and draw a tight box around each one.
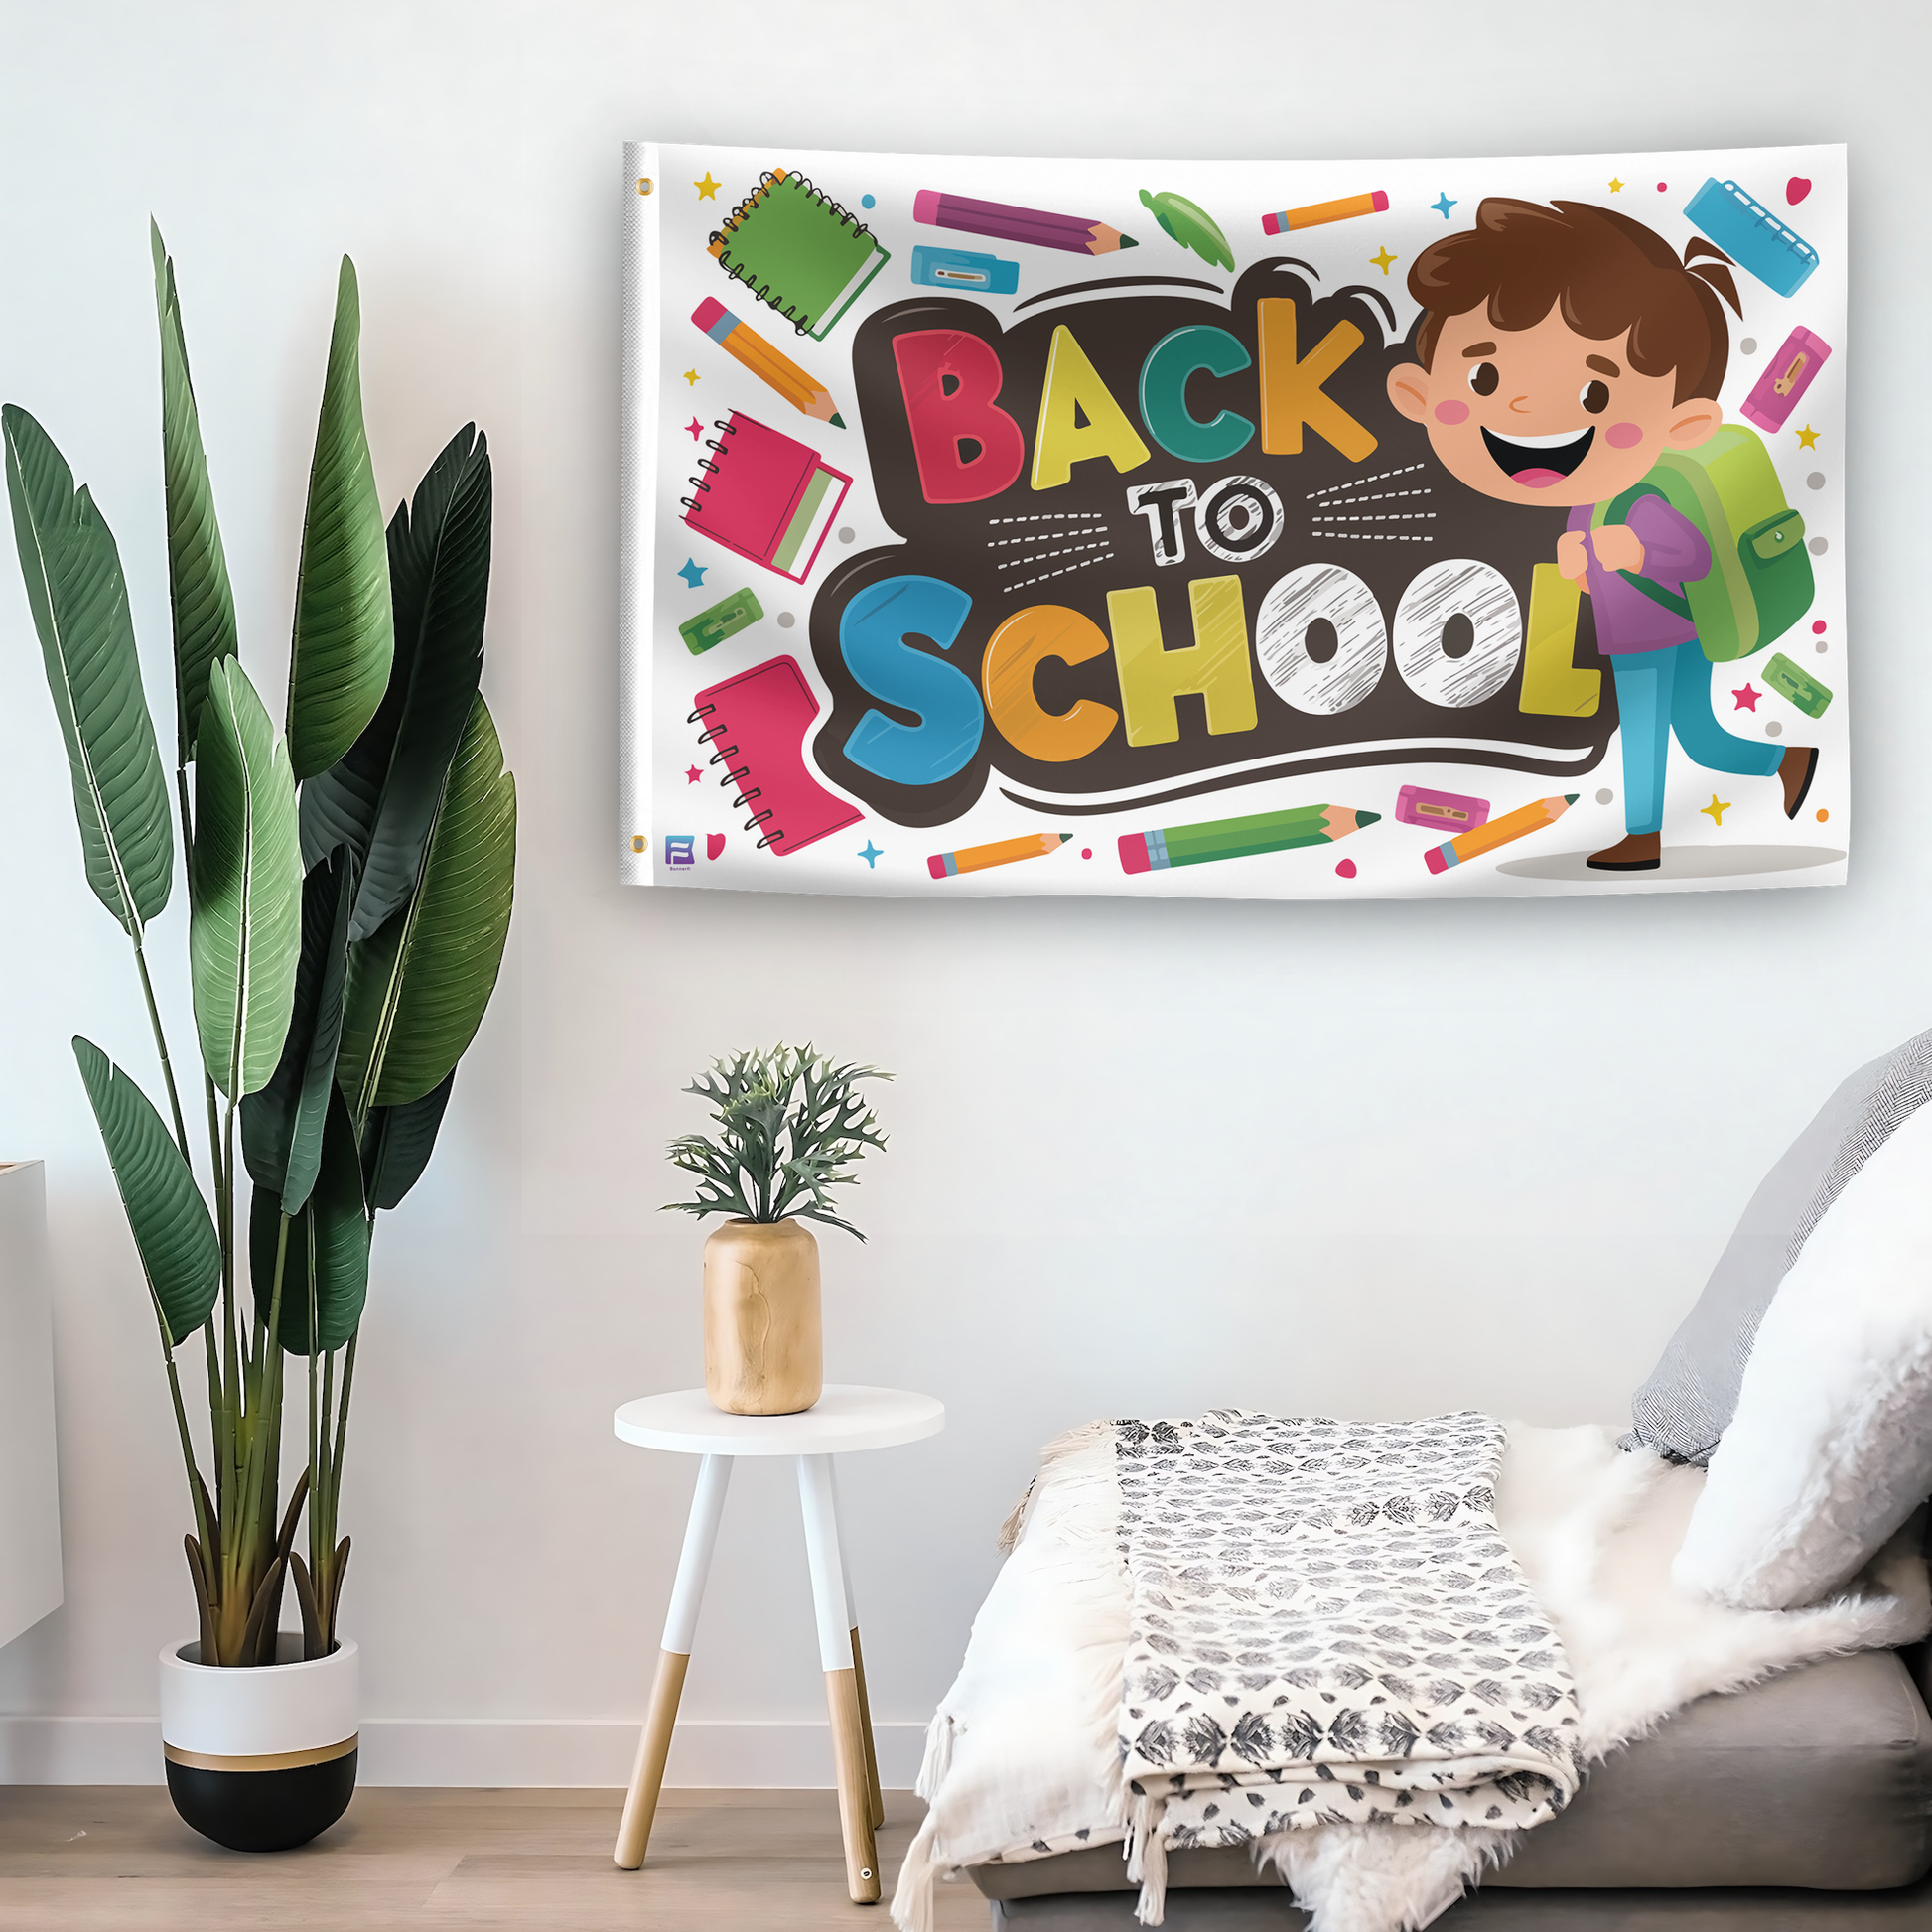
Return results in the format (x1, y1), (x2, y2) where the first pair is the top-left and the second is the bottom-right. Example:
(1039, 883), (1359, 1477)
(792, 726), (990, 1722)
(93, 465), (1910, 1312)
(1424, 794), (1577, 873)
(691, 297), (845, 427)
(1262, 190), (1390, 235)
(928, 832), (1070, 879)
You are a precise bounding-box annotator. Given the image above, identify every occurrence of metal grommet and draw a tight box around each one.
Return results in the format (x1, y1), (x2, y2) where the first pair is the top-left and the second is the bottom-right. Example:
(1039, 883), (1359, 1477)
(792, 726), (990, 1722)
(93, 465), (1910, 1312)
(637, 177), (653, 196)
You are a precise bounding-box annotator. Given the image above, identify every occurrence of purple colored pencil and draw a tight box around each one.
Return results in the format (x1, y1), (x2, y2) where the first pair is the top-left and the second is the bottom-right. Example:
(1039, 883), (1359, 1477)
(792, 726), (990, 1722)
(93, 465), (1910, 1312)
(912, 190), (1137, 256)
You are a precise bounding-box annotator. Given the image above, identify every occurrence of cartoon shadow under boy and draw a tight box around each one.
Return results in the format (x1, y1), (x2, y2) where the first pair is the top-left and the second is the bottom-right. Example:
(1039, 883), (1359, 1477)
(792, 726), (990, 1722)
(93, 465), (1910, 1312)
(1386, 200), (1816, 871)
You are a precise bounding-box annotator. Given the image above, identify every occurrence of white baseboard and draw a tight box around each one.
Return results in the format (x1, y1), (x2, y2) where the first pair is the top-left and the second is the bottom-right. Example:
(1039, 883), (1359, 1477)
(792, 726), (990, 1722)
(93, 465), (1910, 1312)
(0, 1715), (930, 1788)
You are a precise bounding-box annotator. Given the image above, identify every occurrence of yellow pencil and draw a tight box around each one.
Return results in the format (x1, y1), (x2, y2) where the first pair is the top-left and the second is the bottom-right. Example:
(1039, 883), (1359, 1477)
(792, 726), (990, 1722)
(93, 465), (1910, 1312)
(690, 297), (846, 427)
(1424, 795), (1577, 872)
(927, 832), (1070, 879)
(1262, 190), (1390, 234)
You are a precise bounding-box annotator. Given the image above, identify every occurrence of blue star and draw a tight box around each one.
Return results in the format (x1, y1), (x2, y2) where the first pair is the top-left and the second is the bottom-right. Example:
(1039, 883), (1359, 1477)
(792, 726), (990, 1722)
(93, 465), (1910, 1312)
(676, 558), (707, 589)
(858, 841), (883, 868)
(1431, 193), (1457, 219)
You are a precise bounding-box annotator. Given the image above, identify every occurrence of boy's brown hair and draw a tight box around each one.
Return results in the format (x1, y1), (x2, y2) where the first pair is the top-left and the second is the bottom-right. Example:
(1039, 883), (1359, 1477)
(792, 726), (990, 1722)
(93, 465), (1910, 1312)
(1409, 199), (1743, 403)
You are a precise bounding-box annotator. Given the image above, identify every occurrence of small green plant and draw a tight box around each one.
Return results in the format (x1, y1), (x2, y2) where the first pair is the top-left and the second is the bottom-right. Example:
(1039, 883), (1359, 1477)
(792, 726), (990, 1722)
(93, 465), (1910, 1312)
(664, 1045), (890, 1239)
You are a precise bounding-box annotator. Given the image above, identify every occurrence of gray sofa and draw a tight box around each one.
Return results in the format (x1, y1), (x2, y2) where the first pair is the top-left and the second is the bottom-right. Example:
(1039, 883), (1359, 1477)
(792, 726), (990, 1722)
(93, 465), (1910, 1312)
(969, 1647), (1932, 1926)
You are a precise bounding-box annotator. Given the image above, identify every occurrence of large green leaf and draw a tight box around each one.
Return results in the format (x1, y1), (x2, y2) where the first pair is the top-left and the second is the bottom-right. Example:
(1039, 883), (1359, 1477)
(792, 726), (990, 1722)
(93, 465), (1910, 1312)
(150, 223), (237, 763)
(241, 847), (354, 1213)
(287, 257), (392, 780)
(190, 657), (303, 1098)
(339, 694), (514, 1113)
(73, 1036), (219, 1347)
(3, 405), (173, 936)
(301, 425), (490, 940)
(250, 1086), (368, 1355)
(360, 1068), (455, 1212)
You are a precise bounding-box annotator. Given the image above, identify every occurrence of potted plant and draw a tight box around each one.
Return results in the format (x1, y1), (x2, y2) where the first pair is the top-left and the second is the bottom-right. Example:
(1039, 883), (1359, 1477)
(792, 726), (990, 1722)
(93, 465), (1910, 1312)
(665, 1046), (890, 1415)
(3, 225), (514, 1851)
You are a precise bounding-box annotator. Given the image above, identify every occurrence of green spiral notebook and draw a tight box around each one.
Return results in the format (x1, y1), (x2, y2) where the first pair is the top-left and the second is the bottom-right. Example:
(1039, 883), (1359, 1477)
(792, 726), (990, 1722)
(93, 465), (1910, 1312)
(707, 170), (890, 342)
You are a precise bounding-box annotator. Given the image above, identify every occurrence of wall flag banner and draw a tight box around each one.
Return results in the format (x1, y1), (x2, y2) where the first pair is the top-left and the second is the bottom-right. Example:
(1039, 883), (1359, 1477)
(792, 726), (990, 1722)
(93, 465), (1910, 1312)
(620, 142), (1847, 900)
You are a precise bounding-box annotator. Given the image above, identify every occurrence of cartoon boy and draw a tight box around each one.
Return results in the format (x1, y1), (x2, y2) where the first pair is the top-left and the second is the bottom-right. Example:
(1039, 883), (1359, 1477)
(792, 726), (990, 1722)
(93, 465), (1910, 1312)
(1386, 200), (1817, 870)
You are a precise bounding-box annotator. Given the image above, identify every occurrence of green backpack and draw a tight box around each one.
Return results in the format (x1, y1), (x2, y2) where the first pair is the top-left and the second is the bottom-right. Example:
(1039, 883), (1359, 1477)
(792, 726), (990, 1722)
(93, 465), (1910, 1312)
(1589, 424), (1813, 662)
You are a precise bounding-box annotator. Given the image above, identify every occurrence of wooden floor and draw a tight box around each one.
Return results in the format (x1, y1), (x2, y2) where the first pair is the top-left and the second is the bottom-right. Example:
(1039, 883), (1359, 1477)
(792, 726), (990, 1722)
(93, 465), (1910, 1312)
(0, 1787), (991, 1930)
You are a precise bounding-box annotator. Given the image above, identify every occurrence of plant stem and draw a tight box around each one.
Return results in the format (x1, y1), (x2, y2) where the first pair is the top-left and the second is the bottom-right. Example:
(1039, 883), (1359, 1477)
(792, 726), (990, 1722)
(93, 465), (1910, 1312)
(218, 1096), (240, 1568)
(312, 1344), (336, 1613)
(202, 1076), (224, 1224)
(199, 1073), (232, 1540)
(139, 1267), (214, 1594)
(319, 1335), (357, 1650)
(220, 1211), (288, 1664)
(220, 1096), (239, 1437)
(203, 1317), (225, 1518)
(130, 939), (191, 1165)
(250, 1213), (290, 1534)
(307, 1312), (320, 1559)
(163, 1350), (212, 1563)
(332, 1333), (356, 1506)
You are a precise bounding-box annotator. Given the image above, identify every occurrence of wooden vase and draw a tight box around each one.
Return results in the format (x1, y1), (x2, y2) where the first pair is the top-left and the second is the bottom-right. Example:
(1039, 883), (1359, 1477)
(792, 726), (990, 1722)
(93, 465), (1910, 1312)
(702, 1218), (823, 1416)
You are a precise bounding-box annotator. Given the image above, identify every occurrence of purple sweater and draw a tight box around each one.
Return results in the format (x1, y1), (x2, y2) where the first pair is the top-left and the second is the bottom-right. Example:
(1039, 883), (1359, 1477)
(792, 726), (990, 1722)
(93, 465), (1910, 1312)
(1565, 495), (1710, 655)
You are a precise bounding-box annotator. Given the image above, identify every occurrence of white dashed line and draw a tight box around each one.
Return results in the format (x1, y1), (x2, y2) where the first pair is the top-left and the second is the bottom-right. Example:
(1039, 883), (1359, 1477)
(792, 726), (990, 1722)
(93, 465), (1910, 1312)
(1311, 487), (1433, 505)
(1311, 511), (1438, 524)
(995, 540), (1112, 568)
(1307, 463), (1428, 500)
(986, 530), (1117, 548)
(985, 512), (1108, 524)
(1003, 547), (1117, 590)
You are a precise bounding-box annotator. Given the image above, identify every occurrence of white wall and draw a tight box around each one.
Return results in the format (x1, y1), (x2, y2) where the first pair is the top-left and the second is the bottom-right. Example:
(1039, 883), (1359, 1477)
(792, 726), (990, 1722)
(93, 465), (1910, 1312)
(0, 0), (1926, 1785)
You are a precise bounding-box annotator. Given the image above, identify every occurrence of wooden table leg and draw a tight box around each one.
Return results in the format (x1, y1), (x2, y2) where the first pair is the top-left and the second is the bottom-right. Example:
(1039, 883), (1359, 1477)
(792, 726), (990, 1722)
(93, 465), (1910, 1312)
(797, 1453), (880, 1903)
(614, 1453), (733, 1869)
(848, 1625), (885, 1832)
(828, 1460), (885, 1830)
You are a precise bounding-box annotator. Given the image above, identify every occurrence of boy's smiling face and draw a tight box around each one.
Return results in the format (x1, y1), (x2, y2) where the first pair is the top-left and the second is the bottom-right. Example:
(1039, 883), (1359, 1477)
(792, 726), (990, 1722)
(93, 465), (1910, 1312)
(1387, 303), (1723, 508)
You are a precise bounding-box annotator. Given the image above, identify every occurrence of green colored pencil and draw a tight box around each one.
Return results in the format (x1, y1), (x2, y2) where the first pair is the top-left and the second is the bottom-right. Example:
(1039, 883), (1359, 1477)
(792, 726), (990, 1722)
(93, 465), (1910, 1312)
(1119, 805), (1379, 874)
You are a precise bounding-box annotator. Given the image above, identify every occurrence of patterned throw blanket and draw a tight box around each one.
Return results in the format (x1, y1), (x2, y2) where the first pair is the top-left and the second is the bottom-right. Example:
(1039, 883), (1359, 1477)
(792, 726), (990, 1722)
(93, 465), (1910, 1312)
(1115, 1411), (1584, 1910)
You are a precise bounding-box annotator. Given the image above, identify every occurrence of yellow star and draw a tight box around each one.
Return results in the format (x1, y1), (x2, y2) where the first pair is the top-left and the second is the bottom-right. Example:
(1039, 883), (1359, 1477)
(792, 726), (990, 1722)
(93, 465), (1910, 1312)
(1607, 177), (1624, 193)
(1795, 423), (1820, 449)
(1701, 793), (1732, 826)
(1369, 246), (1398, 276)
(683, 369), (700, 386)
(694, 172), (721, 201)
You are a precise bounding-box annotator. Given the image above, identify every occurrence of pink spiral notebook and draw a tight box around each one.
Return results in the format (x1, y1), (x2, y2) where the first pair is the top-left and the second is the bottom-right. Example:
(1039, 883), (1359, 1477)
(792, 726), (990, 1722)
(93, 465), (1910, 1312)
(692, 655), (862, 856)
(682, 412), (851, 584)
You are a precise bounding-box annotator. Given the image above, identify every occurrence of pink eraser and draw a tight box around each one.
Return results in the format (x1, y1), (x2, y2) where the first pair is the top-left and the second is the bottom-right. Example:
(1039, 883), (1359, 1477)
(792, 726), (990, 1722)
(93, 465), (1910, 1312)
(912, 190), (941, 225)
(692, 296), (727, 331)
(1423, 845), (1449, 876)
(1118, 834), (1151, 876)
(1261, 211), (1283, 236)
(1371, 190), (1390, 212)
(1396, 783), (1491, 832)
(925, 855), (947, 880)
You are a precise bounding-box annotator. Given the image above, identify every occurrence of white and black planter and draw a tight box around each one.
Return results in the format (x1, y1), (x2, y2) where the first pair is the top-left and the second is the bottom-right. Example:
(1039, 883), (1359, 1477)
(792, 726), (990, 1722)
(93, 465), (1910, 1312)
(159, 1635), (358, 1852)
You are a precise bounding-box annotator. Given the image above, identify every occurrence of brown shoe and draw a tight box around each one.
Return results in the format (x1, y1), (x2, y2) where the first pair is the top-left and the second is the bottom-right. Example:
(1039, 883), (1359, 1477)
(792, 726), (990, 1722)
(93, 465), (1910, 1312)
(1587, 832), (1661, 871)
(1779, 746), (1819, 818)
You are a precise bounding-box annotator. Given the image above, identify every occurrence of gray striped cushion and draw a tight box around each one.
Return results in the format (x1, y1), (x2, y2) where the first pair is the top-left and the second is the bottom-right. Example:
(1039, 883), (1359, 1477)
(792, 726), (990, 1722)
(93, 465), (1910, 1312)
(1624, 1028), (1932, 1464)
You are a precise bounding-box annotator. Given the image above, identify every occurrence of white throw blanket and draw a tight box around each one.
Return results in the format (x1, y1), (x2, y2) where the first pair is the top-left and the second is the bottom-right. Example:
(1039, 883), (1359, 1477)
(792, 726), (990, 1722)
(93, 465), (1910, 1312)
(1111, 1411), (1583, 1919)
(893, 1420), (1930, 1932)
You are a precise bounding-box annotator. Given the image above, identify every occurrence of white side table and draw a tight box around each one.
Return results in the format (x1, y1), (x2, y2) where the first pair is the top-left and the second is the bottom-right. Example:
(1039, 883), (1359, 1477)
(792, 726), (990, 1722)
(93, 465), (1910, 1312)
(611, 1384), (944, 1902)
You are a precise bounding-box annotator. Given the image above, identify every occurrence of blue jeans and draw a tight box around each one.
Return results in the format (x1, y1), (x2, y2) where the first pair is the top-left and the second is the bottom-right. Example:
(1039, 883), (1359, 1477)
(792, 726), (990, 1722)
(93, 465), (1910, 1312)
(1610, 638), (1782, 836)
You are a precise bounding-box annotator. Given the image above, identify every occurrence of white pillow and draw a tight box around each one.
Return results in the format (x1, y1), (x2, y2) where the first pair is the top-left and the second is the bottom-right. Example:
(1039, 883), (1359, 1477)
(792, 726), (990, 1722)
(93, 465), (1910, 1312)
(1673, 1098), (1932, 1610)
